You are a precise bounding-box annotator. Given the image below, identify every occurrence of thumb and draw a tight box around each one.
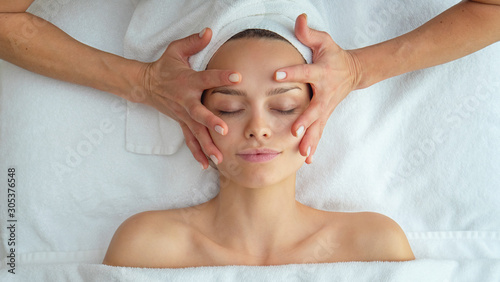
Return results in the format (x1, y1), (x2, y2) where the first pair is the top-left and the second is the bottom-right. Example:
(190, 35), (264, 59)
(294, 14), (328, 50)
(169, 27), (213, 59)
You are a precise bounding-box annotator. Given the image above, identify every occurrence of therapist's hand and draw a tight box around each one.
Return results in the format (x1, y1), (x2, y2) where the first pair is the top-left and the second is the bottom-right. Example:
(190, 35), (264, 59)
(133, 28), (241, 169)
(275, 14), (361, 164)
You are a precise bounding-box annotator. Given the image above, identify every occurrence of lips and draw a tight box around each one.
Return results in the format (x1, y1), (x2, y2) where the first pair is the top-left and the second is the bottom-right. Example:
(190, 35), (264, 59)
(237, 148), (281, 163)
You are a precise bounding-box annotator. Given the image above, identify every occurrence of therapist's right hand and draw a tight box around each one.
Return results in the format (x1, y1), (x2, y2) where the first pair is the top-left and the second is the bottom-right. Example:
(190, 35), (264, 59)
(131, 28), (241, 169)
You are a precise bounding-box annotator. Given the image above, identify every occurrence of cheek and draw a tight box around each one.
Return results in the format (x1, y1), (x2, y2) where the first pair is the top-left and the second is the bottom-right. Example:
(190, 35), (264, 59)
(209, 124), (240, 155)
(270, 118), (303, 157)
(269, 116), (297, 144)
(268, 115), (294, 134)
(209, 130), (227, 150)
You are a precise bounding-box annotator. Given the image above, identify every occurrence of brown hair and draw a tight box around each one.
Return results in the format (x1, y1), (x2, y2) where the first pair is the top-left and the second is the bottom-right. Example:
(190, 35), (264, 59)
(228, 28), (290, 42)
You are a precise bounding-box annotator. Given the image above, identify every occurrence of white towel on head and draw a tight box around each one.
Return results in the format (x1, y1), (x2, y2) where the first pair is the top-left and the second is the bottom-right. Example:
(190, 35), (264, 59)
(124, 0), (325, 156)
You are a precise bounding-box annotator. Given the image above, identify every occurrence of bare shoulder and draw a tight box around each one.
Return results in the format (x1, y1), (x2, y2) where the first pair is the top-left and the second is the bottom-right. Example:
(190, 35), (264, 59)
(102, 209), (192, 268)
(348, 212), (415, 262)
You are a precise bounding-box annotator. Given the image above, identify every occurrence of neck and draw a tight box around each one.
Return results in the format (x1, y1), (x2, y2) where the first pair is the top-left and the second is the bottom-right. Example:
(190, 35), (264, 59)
(207, 173), (310, 257)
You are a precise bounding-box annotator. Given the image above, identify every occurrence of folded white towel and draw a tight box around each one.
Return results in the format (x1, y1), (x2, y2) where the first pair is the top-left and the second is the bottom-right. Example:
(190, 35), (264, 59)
(0, 260), (462, 282)
(124, 0), (326, 155)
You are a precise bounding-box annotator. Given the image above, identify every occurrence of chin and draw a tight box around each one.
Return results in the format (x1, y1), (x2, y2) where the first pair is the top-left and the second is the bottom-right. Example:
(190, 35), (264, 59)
(217, 154), (304, 188)
(227, 165), (292, 189)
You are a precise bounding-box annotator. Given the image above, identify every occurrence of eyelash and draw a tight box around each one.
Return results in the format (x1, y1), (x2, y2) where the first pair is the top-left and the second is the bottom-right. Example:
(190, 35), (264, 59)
(275, 109), (296, 115)
(217, 108), (296, 116)
(217, 110), (243, 117)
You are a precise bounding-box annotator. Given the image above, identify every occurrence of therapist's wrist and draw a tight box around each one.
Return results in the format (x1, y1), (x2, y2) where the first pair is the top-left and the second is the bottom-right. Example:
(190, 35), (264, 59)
(344, 49), (364, 91)
(348, 47), (384, 90)
(96, 54), (148, 101)
(349, 38), (412, 90)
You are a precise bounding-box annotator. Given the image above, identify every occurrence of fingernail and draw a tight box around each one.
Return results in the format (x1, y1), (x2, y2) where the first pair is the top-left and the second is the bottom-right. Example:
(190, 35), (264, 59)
(200, 162), (206, 170)
(307, 146), (311, 157)
(302, 13), (308, 20)
(229, 73), (240, 83)
(198, 28), (207, 38)
(296, 126), (305, 137)
(276, 71), (287, 80)
(210, 155), (219, 165)
(215, 125), (224, 135)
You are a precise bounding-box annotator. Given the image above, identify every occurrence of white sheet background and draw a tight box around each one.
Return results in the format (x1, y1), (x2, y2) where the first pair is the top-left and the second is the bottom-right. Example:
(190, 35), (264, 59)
(0, 0), (499, 280)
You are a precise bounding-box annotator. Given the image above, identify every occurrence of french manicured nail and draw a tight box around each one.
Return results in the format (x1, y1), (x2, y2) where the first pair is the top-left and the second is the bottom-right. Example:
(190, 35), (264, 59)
(210, 155), (219, 165)
(307, 146), (311, 157)
(215, 125), (224, 135)
(296, 126), (305, 137)
(198, 28), (207, 38)
(200, 162), (206, 170)
(229, 73), (240, 83)
(276, 71), (287, 80)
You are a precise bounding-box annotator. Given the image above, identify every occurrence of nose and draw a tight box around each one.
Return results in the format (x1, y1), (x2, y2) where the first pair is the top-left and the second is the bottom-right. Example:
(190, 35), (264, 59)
(244, 113), (272, 140)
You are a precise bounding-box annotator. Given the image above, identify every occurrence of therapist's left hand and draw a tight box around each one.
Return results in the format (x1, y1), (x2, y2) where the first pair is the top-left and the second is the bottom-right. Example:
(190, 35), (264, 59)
(275, 14), (362, 164)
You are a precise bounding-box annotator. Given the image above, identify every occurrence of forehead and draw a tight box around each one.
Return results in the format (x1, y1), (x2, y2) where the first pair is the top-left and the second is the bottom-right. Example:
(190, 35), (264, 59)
(205, 38), (308, 100)
(206, 38), (305, 73)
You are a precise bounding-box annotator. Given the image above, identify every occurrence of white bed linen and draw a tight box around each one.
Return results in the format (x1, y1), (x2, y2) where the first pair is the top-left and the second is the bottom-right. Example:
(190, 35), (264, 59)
(0, 0), (499, 281)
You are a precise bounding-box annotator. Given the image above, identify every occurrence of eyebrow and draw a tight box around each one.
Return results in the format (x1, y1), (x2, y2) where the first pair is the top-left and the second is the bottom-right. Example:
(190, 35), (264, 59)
(210, 86), (302, 97)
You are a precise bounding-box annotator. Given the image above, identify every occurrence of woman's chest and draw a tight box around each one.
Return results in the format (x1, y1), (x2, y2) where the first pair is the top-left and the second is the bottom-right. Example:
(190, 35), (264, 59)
(187, 228), (360, 267)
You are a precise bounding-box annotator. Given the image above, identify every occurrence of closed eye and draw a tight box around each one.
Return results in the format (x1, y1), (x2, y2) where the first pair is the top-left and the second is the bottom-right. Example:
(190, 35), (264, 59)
(217, 110), (244, 117)
(274, 108), (296, 115)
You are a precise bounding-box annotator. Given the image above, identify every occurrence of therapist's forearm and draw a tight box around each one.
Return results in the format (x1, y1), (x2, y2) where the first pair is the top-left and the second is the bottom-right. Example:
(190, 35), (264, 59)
(351, 0), (500, 89)
(0, 12), (144, 99)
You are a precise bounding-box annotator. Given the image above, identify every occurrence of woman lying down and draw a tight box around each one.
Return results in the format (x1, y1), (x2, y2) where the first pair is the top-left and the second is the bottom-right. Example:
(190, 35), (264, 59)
(103, 29), (415, 268)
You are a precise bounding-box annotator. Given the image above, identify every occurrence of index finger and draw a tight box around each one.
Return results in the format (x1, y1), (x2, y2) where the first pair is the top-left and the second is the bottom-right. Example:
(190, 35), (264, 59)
(189, 69), (241, 91)
(185, 100), (229, 137)
(274, 63), (322, 84)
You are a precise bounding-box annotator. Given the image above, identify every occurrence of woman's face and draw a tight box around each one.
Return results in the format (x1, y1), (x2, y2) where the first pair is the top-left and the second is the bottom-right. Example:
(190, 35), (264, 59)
(204, 37), (310, 188)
